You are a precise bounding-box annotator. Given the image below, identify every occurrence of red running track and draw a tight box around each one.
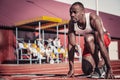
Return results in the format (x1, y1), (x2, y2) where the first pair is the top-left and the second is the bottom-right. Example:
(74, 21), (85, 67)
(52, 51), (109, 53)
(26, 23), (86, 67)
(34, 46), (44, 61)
(0, 61), (120, 80)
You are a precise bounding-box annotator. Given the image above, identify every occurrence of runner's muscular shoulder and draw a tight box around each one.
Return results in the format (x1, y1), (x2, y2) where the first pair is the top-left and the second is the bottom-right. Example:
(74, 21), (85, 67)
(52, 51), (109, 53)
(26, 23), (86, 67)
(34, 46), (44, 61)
(89, 13), (103, 31)
(90, 13), (105, 42)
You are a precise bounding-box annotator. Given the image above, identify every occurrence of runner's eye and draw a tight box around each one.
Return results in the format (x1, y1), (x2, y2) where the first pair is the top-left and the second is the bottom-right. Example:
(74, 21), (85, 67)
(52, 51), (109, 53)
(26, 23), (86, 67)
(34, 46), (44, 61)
(73, 11), (77, 14)
(70, 11), (77, 15)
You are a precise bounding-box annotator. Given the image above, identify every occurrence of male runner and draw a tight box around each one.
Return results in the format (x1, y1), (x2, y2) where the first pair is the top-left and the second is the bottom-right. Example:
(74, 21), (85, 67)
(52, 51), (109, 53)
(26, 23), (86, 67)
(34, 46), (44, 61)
(67, 2), (114, 79)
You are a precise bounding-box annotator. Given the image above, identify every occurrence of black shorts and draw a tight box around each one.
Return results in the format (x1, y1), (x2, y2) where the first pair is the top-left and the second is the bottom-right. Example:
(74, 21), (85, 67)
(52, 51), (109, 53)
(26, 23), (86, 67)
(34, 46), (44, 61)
(82, 58), (93, 75)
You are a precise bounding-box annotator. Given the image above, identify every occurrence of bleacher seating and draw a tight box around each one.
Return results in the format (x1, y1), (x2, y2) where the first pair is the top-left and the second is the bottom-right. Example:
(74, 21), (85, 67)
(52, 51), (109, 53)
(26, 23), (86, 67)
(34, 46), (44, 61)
(17, 38), (68, 64)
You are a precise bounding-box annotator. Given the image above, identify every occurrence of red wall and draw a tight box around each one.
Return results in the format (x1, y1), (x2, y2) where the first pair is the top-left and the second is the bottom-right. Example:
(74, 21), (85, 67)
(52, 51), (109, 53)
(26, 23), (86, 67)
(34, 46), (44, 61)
(0, 29), (16, 63)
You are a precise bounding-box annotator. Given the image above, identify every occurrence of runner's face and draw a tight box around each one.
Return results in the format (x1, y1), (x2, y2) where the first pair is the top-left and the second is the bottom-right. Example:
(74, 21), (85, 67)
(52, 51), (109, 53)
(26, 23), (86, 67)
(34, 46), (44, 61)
(70, 5), (84, 23)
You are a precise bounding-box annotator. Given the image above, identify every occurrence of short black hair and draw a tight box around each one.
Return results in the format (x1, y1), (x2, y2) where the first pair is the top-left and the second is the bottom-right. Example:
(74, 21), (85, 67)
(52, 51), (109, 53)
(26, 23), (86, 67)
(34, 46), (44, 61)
(70, 2), (85, 10)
